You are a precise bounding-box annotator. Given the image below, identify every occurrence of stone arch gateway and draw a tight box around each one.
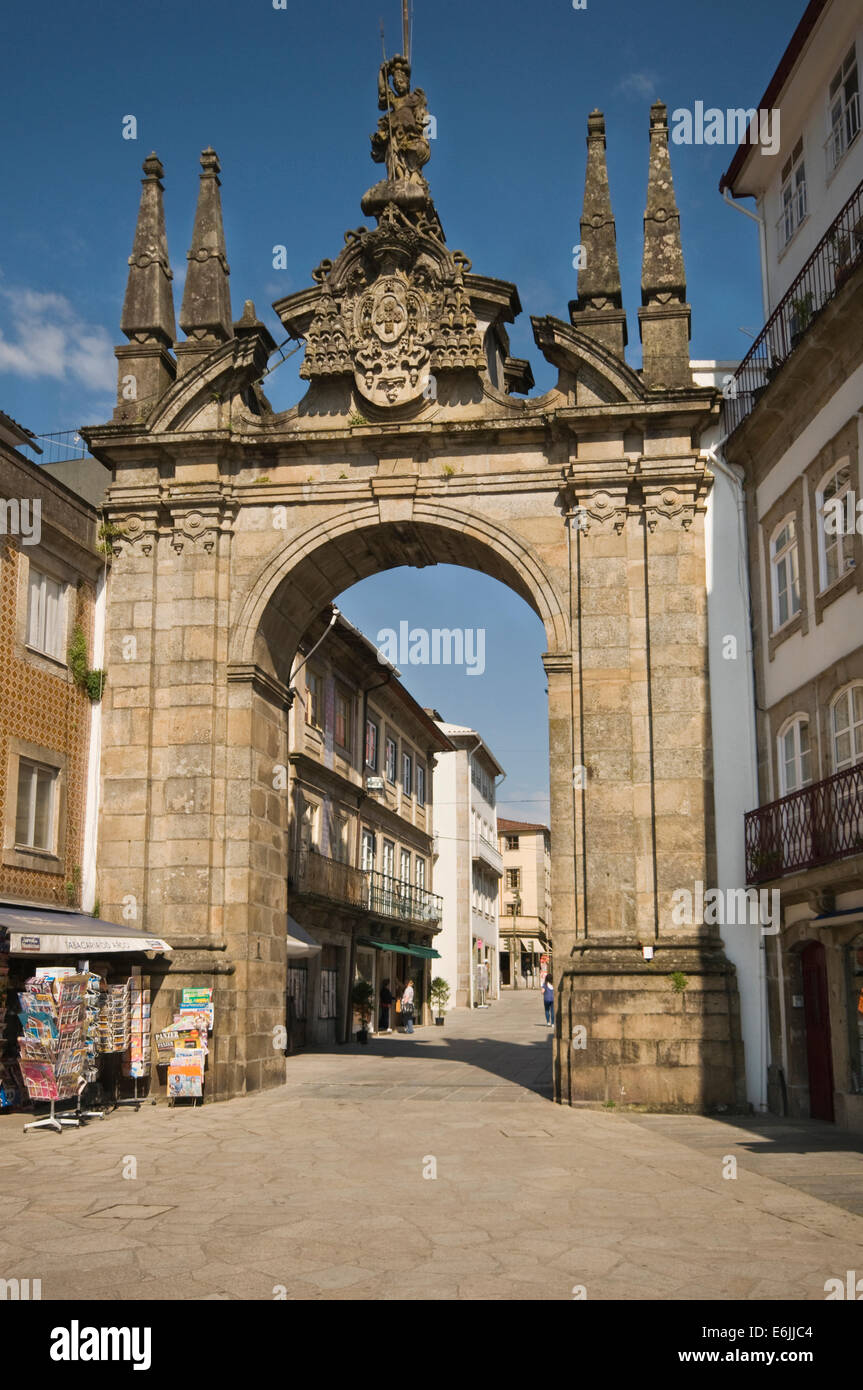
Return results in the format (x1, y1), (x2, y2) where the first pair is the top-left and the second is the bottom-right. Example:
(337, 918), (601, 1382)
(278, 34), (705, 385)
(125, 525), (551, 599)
(84, 71), (746, 1108)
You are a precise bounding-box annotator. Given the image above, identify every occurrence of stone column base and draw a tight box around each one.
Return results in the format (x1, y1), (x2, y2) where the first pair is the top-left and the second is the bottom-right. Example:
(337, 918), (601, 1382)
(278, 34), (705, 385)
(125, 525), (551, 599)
(554, 937), (747, 1113)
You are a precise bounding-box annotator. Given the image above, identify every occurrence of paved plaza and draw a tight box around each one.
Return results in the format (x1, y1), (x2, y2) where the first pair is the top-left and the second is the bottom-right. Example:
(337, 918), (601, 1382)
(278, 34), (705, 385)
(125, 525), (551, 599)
(3, 991), (863, 1301)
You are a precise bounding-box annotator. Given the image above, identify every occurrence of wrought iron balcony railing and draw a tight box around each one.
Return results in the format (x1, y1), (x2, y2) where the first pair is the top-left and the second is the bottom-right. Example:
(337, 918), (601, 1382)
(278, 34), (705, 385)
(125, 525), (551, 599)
(725, 176), (863, 436)
(745, 762), (863, 885)
(368, 871), (443, 925)
(289, 850), (442, 926)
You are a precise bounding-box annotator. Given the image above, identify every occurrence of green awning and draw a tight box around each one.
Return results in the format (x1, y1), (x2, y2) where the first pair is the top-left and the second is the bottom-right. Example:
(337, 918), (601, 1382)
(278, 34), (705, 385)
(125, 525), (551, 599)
(359, 938), (440, 959)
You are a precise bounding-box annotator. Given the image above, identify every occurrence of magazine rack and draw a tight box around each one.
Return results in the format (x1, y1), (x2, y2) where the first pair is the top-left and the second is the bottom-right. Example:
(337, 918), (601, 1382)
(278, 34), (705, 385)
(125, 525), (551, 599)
(24, 1099), (80, 1133)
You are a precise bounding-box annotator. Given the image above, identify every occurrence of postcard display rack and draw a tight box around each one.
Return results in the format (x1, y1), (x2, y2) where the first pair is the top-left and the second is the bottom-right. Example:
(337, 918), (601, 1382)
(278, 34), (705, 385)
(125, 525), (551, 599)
(158, 989), (214, 1105)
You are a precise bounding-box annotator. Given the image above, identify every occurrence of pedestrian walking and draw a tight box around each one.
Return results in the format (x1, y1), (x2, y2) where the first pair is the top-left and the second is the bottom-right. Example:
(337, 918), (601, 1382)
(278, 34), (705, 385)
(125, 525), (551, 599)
(379, 978), (394, 1033)
(401, 978), (415, 1034)
(542, 975), (554, 1026)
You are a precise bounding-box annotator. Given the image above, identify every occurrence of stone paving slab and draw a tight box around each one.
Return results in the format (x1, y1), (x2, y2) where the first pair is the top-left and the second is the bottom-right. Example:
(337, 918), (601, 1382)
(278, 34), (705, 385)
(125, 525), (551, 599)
(3, 992), (863, 1300)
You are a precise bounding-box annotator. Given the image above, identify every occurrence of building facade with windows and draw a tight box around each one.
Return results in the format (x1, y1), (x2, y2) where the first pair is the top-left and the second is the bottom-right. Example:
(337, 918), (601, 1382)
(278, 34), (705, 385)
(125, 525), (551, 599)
(720, 0), (863, 1129)
(497, 819), (552, 989)
(287, 607), (450, 1045)
(427, 715), (503, 1009)
(0, 413), (104, 913)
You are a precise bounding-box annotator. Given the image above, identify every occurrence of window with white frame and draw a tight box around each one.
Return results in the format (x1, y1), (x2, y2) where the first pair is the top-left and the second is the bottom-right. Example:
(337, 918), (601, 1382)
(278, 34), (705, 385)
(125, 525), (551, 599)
(770, 517), (801, 629)
(15, 759), (58, 852)
(382, 839), (395, 879)
(27, 568), (65, 661)
(305, 670), (322, 728)
(365, 717), (378, 770)
(831, 685), (863, 772)
(361, 827), (376, 871)
(779, 138), (807, 247)
(416, 763), (425, 806)
(817, 462), (855, 590)
(402, 750), (412, 797)
(777, 717), (811, 795)
(415, 857), (426, 891)
(827, 44), (860, 171)
(400, 848), (411, 884)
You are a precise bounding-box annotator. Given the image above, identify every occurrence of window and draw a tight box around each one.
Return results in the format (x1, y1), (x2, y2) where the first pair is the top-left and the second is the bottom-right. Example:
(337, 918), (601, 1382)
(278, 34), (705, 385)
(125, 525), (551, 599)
(770, 518), (801, 629)
(306, 671), (322, 728)
(506, 902), (519, 916)
(361, 828), (376, 871)
(505, 834), (519, 851)
(385, 736), (397, 783)
(416, 764), (426, 806)
(777, 717), (811, 795)
(400, 848), (411, 884)
(471, 758), (494, 803)
(15, 759), (58, 852)
(402, 750), (412, 796)
(320, 969), (338, 1020)
(817, 463), (855, 590)
(779, 138), (806, 246)
(333, 813), (350, 864)
(831, 685), (863, 772)
(27, 568), (65, 660)
(415, 857), (426, 891)
(334, 690), (353, 751)
(365, 718), (378, 770)
(506, 867), (521, 890)
(299, 796), (320, 853)
(828, 45), (860, 171)
(382, 839), (395, 879)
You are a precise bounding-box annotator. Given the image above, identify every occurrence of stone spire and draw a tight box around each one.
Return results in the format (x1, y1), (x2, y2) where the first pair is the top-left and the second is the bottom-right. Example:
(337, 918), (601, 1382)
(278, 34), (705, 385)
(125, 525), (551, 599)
(569, 110), (627, 360)
(638, 101), (691, 389)
(115, 152), (176, 419)
(176, 148), (232, 372)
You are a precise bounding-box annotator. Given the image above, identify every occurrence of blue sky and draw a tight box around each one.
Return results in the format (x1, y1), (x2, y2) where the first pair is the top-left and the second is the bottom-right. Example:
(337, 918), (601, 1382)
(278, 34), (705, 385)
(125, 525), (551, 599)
(0, 0), (800, 822)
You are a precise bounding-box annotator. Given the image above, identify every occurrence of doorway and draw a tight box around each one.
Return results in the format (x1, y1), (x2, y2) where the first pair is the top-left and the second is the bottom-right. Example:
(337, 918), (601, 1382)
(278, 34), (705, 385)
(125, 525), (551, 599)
(801, 941), (835, 1122)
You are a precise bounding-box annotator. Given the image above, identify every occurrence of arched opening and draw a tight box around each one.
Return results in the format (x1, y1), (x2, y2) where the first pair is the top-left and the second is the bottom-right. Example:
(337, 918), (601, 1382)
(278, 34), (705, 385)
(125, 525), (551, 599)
(230, 513), (566, 1092)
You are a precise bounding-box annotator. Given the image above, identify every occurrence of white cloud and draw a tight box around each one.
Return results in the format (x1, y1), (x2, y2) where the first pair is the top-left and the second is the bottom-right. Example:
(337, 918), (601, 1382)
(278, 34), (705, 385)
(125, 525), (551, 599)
(0, 284), (115, 391)
(615, 71), (660, 100)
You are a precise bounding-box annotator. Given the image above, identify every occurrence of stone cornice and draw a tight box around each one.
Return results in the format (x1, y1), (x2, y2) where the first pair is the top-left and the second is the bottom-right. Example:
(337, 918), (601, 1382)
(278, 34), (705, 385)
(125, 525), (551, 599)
(226, 662), (293, 708)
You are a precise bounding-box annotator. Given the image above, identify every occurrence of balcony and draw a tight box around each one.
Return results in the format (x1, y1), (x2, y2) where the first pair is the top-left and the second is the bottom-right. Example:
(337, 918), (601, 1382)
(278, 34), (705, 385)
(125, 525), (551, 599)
(289, 850), (443, 927)
(368, 871), (443, 926)
(725, 176), (863, 436)
(289, 848), (368, 909)
(745, 763), (863, 885)
(472, 833), (503, 875)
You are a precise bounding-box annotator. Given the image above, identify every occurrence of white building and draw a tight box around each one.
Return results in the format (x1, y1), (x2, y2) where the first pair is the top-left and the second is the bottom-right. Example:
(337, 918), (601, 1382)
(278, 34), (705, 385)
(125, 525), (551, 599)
(427, 713), (504, 1009)
(720, 0), (863, 1129)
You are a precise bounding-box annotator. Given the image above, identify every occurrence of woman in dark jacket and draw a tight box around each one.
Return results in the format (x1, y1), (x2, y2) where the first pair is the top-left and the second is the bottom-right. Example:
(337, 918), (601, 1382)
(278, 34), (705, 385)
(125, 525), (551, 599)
(379, 979), (394, 1033)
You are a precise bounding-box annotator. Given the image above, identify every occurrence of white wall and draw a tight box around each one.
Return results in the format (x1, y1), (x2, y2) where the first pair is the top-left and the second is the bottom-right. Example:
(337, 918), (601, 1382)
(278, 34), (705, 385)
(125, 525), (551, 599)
(431, 749), (460, 1006)
(700, 404), (767, 1112)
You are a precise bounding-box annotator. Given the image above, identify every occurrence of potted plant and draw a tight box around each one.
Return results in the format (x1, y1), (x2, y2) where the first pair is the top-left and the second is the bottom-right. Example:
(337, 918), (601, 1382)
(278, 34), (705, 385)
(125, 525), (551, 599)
(429, 976), (451, 1025)
(352, 978), (375, 1044)
(788, 290), (814, 348)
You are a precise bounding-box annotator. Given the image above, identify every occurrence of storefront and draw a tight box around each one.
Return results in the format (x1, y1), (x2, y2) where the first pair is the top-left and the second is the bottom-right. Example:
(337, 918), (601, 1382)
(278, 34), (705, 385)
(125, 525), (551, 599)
(0, 901), (172, 1123)
(356, 937), (441, 1028)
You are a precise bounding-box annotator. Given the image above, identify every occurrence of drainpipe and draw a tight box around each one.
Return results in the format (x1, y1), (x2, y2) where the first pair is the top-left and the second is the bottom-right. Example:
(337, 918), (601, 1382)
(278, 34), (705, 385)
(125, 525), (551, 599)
(722, 188), (770, 322)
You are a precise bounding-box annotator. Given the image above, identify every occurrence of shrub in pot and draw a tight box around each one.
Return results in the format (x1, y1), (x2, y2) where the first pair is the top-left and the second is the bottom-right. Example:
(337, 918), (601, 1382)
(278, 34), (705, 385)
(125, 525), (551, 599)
(352, 978), (375, 1043)
(429, 976), (451, 1025)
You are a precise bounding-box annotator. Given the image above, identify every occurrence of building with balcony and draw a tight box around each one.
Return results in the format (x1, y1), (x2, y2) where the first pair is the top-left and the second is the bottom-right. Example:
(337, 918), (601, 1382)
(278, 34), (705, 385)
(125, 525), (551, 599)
(497, 819), (551, 989)
(427, 714), (504, 1009)
(720, 0), (863, 1130)
(287, 607), (451, 1046)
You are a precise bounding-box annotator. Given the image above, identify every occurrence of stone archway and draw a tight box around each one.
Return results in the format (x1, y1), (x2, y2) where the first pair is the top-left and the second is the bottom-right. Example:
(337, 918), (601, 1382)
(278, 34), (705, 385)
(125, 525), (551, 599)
(85, 73), (746, 1109)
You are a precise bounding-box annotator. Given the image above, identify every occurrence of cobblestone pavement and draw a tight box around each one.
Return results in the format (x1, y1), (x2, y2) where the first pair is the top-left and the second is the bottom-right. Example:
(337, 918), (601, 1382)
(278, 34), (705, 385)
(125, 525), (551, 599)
(3, 990), (863, 1301)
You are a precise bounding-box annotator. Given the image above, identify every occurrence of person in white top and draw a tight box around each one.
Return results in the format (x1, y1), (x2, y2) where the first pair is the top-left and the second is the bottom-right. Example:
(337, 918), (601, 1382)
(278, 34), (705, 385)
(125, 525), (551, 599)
(401, 979), (415, 1034)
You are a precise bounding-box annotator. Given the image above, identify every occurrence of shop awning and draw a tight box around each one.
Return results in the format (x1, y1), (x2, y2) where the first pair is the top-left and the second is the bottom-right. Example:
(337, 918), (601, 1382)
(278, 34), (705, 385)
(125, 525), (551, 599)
(520, 938), (537, 953)
(359, 938), (441, 959)
(287, 916), (322, 958)
(0, 902), (172, 957)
